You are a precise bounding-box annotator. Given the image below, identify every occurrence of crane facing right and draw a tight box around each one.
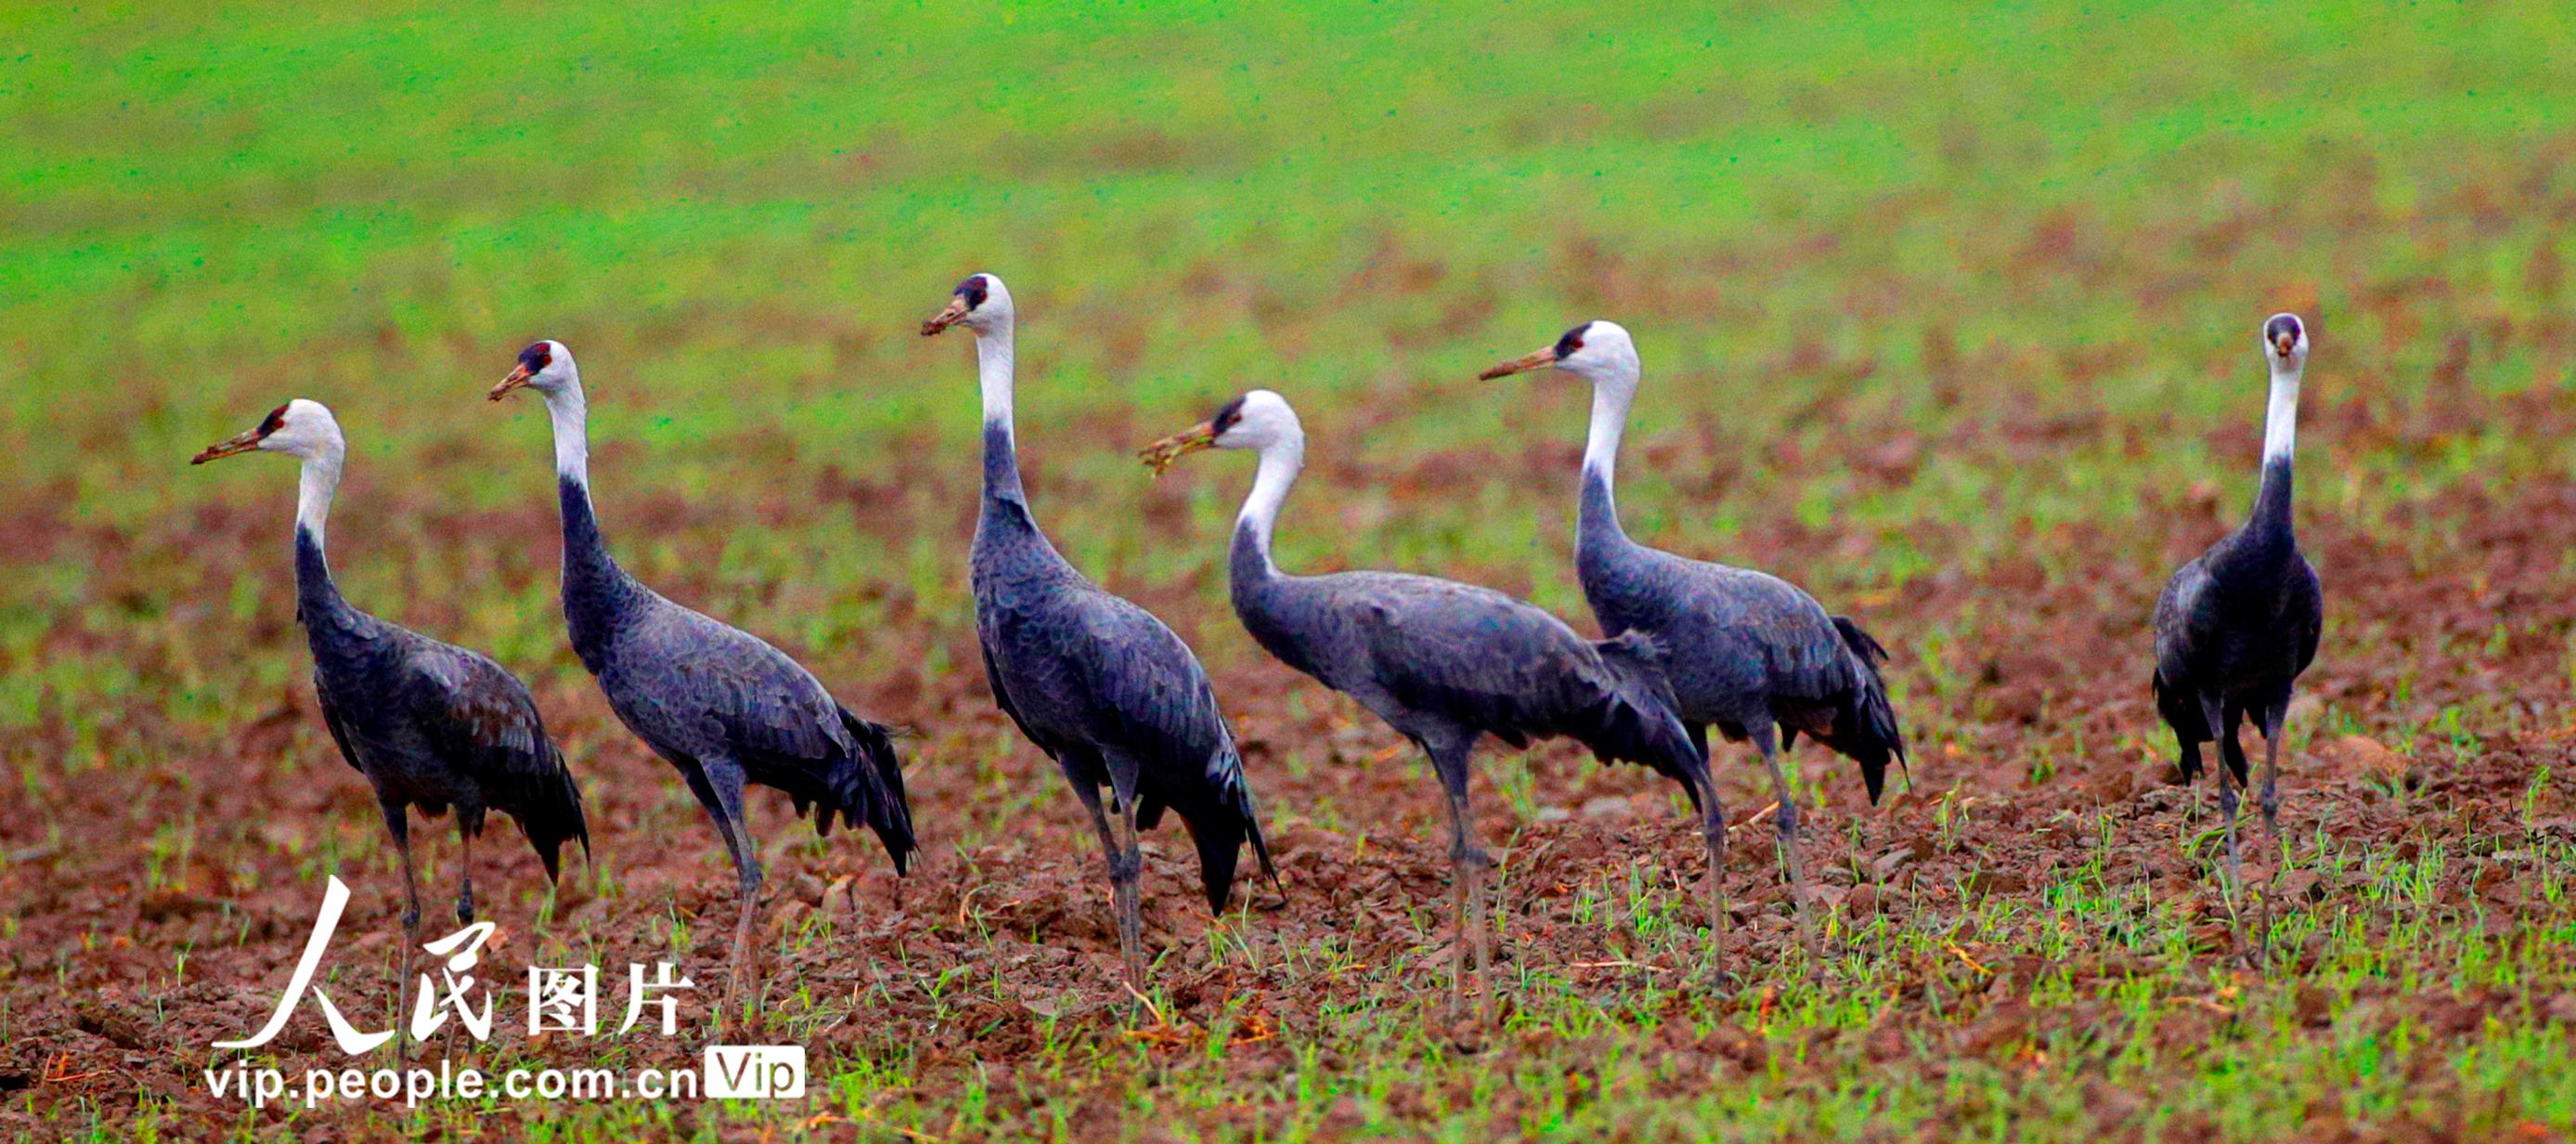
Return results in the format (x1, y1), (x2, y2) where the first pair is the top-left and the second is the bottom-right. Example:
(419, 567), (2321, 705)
(2150, 314), (2324, 916)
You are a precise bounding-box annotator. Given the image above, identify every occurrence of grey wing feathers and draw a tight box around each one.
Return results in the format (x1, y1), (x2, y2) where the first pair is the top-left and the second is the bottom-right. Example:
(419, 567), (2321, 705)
(2290, 558), (2323, 676)
(1340, 574), (1704, 793)
(1583, 630), (1712, 805)
(2150, 555), (2216, 757)
(312, 678), (368, 778)
(1073, 595), (1276, 907)
(978, 635), (1047, 757)
(641, 615), (916, 869)
(1816, 615), (1908, 801)
(402, 636), (589, 880)
(2151, 555), (2214, 683)
(1636, 556), (1905, 800)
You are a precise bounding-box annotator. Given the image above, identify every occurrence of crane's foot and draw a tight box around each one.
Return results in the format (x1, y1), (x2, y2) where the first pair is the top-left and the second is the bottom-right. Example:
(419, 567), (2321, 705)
(726, 893), (762, 1010)
(393, 920), (419, 1065)
(1469, 857), (1494, 1018)
(1108, 843), (1148, 1002)
(1775, 809), (1825, 965)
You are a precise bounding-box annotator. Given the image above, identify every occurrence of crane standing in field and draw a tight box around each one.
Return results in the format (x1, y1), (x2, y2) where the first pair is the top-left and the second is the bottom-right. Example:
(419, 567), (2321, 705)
(922, 274), (1276, 993)
(2152, 314), (2322, 890)
(193, 399), (587, 1045)
(1481, 321), (1908, 950)
(490, 343), (915, 994)
(1140, 389), (1717, 998)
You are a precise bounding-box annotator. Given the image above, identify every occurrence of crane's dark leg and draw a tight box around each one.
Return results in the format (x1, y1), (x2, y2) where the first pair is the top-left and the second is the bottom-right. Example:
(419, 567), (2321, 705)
(2216, 700), (2249, 892)
(1425, 734), (1490, 1014)
(2253, 696), (2293, 967)
(1107, 756), (1149, 994)
(695, 760), (764, 1000)
(2257, 696), (2289, 848)
(1685, 722), (1729, 977)
(455, 825), (476, 926)
(382, 802), (420, 1062)
(1752, 724), (1819, 957)
(1068, 771), (1146, 994)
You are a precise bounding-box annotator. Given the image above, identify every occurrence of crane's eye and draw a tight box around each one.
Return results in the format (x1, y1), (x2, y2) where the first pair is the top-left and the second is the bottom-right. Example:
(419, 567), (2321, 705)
(1553, 323), (1589, 359)
(2265, 316), (2302, 344)
(520, 343), (552, 370)
(955, 276), (990, 310)
(1210, 394), (1248, 435)
(257, 404), (290, 436)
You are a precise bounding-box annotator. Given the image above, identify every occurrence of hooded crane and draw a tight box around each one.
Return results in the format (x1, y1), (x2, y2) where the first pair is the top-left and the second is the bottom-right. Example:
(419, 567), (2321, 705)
(921, 274), (1275, 993)
(489, 343), (914, 994)
(1140, 389), (1716, 997)
(2152, 314), (2321, 889)
(192, 399), (587, 1036)
(1482, 321), (1908, 948)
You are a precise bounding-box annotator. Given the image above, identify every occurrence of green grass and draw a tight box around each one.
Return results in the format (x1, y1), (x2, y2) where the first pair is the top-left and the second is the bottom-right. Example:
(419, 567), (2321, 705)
(8, 1), (2576, 1140)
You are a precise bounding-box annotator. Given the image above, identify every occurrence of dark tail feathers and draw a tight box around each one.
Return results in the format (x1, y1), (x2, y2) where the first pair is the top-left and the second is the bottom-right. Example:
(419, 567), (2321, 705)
(1139, 736), (1279, 915)
(1582, 631), (1714, 811)
(2150, 670), (2242, 786)
(519, 745), (590, 884)
(796, 708), (917, 874)
(1820, 616), (1908, 803)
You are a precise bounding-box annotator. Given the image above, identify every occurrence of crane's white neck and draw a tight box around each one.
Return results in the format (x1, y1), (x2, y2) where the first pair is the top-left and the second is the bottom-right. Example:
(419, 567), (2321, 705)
(1582, 370), (1638, 494)
(1236, 432), (1305, 572)
(542, 381), (591, 486)
(977, 322), (1016, 430)
(292, 437), (346, 551)
(2261, 358), (2301, 466)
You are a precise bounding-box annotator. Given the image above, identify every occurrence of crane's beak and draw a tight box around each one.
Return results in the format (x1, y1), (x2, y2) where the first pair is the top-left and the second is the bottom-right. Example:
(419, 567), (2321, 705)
(920, 296), (970, 337)
(488, 363), (535, 401)
(191, 427), (265, 465)
(2272, 333), (2298, 360)
(1477, 347), (1559, 381)
(1138, 422), (1217, 476)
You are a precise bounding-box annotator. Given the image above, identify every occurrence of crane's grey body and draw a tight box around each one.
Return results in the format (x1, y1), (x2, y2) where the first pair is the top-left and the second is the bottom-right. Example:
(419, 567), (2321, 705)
(928, 274), (1272, 991)
(1575, 474), (1904, 795)
(195, 398), (585, 1056)
(1481, 319), (1906, 951)
(301, 530), (587, 891)
(556, 475), (914, 857)
(496, 341), (911, 991)
(974, 424), (1270, 912)
(1154, 388), (1714, 998)
(2151, 313), (2322, 900)
(1233, 540), (1700, 790)
(2151, 476), (2322, 745)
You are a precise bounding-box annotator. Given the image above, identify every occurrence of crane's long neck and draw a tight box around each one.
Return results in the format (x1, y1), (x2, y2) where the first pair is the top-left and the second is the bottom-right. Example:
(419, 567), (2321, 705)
(977, 325), (1027, 507)
(540, 383), (629, 616)
(2247, 358), (2301, 540)
(1228, 434), (1304, 589)
(1577, 374), (1638, 557)
(292, 441), (347, 621)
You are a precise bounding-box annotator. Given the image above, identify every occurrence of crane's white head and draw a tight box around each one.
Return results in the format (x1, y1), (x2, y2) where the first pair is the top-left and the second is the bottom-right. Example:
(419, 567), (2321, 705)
(920, 273), (1015, 338)
(1477, 319), (1641, 389)
(191, 398), (343, 465)
(1139, 389), (1301, 474)
(488, 340), (578, 401)
(2262, 313), (2309, 370)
